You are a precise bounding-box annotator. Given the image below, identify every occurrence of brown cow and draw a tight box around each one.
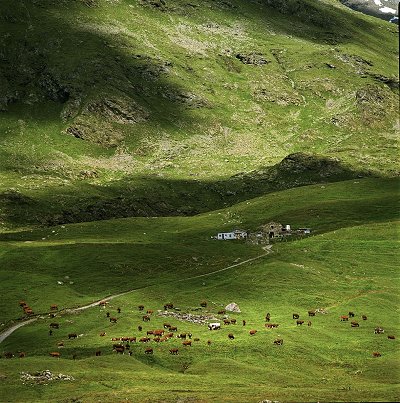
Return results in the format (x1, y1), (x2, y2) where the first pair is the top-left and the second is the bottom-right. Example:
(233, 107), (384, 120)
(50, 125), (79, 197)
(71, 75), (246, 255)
(95, 350), (101, 356)
(4, 352), (14, 359)
(147, 310), (154, 315)
(193, 338), (200, 342)
(218, 310), (226, 315)
(50, 304), (58, 311)
(153, 337), (161, 343)
(99, 301), (107, 307)
(182, 340), (192, 346)
(166, 332), (174, 338)
(351, 321), (360, 327)
(57, 341), (64, 347)
(145, 348), (153, 354)
(223, 319), (231, 325)
(265, 323), (279, 329)
(340, 315), (349, 321)
(139, 337), (150, 343)
(129, 337), (136, 342)
(147, 330), (154, 335)
(170, 326), (177, 332)
(142, 315), (150, 322)
(374, 327), (384, 334)
(249, 329), (257, 335)
(274, 339), (283, 345)
(308, 310), (316, 317)
(296, 320), (304, 326)
(49, 352), (60, 358)
(170, 348), (179, 355)
(100, 332), (106, 337)
(293, 313), (300, 319)
(19, 300), (27, 307)
(388, 335), (396, 340)
(200, 301), (207, 307)
(114, 346), (125, 354)
(19, 352), (26, 358)
(362, 315), (368, 320)
(228, 333), (235, 340)
(153, 329), (164, 337)
(163, 323), (171, 329)
(109, 317), (118, 323)
(307, 321), (312, 327)
(372, 351), (381, 357)
(68, 333), (77, 339)
(349, 311), (355, 318)
(178, 333), (187, 339)
(230, 319), (237, 325)
(138, 305), (144, 311)
(50, 323), (59, 329)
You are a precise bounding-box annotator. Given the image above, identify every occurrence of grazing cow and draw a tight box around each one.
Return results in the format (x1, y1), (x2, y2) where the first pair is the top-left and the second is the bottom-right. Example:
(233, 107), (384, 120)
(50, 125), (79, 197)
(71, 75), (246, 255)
(166, 332), (174, 338)
(129, 337), (136, 343)
(182, 340), (192, 346)
(110, 317), (118, 323)
(193, 338), (200, 342)
(129, 351), (133, 356)
(218, 310), (226, 315)
(265, 323), (279, 329)
(178, 333), (187, 339)
(49, 330), (53, 336)
(24, 308), (34, 315)
(146, 310), (154, 315)
(68, 333), (77, 339)
(106, 312), (110, 318)
(57, 341), (64, 347)
(50, 304), (58, 311)
(208, 323), (221, 331)
(153, 330), (164, 337)
(117, 307), (121, 313)
(188, 333), (192, 339)
(164, 303), (174, 310)
(170, 348), (179, 355)
(114, 346), (125, 354)
(163, 323), (171, 329)
(49, 313), (56, 318)
(50, 323), (59, 329)
(111, 337), (121, 341)
(249, 329), (257, 335)
(351, 321), (360, 327)
(4, 352), (14, 359)
(230, 319), (237, 325)
(265, 313), (270, 322)
(170, 326), (177, 332)
(274, 339), (284, 345)
(138, 305), (145, 311)
(349, 311), (355, 318)
(296, 320), (304, 326)
(308, 310), (316, 317)
(200, 301), (207, 307)
(98, 301), (107, 307)
(307, 321), (312, 327)
(49, 352), (60, 358)
(147, 330), (154, 335)
(19, 352), (26, 358)
(293, 313), (300, 319)
(388, 335), (396, 340)
(142, 315), (150, 322)
(139, 337), (150, 343)
(340, 315), (349, 321)
(372, 352), (381, 357)
(207, 340), (212, 345)
(223, 319), (231, 325)
(228, 333), (235, 340)
(374, 327), (384, 334)
(100, 332), (106, 337)
(95, 350), (101, 356)
(19, 300), (27, 307)
(138, 326), (143, 332)
(160, 337), (168, 342)
(242, 320), (246, 326)
(145, 348), (153, 354)
(153, 337), (161, 343)
(362, 315), (367, 321)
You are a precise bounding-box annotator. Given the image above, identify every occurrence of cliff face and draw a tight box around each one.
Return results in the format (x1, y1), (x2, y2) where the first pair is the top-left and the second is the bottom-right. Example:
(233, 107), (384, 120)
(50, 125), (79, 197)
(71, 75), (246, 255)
(340, 0), (398, 22)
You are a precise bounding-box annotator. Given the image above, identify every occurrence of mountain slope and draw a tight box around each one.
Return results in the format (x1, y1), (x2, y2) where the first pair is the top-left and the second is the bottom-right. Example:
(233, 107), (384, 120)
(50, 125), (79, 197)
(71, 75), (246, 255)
(0, 0), (398, 231)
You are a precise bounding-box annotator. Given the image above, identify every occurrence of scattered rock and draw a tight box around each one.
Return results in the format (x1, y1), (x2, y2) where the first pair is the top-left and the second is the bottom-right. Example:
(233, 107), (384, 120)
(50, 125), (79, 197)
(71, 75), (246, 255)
(158, 311), (217, 325)
(236, 52), (270, 65)
(20, 370), (75, 384)
(225, 302), (241, 313)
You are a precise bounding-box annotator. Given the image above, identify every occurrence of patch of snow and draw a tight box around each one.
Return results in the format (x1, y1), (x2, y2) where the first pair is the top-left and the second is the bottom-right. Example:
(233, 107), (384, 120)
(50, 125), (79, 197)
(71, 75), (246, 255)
(374, 0), (382, 6)
(379, 6), (396, 13)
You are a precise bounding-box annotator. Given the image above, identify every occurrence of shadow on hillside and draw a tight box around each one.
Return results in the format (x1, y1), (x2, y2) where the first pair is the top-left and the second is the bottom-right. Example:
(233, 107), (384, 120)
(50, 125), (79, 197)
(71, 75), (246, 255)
(0, 152), (386, 228)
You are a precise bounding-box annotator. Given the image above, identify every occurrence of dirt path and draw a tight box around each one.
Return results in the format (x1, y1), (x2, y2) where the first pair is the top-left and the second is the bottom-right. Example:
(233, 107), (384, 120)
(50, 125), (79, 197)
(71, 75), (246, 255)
(0, 245), (273, 344)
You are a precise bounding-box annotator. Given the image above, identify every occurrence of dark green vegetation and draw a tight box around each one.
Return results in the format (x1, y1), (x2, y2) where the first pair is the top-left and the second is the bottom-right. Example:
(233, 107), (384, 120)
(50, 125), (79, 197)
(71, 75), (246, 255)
(0, 0), (399, 401)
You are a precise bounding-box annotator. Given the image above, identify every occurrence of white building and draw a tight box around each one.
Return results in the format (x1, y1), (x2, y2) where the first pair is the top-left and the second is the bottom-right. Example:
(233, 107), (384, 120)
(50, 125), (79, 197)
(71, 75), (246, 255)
(217, 229), (247, 240)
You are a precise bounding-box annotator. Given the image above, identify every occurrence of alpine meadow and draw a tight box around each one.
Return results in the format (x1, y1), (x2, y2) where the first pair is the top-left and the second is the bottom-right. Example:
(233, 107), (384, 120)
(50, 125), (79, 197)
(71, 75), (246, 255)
(0, 0), (399, 402)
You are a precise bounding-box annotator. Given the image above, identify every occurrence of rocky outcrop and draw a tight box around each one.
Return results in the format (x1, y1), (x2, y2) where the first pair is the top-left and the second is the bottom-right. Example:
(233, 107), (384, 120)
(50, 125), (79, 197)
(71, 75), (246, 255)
(225, 302), (241, 313)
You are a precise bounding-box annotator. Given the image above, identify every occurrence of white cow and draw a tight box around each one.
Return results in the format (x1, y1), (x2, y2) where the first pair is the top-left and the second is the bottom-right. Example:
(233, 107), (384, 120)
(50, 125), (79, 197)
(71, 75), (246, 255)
(208, 322), (221, 330)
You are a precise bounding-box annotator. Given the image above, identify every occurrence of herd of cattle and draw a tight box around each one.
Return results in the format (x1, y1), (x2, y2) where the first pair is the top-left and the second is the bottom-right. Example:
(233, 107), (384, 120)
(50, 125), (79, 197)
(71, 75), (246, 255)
(2, 301), (396, 360)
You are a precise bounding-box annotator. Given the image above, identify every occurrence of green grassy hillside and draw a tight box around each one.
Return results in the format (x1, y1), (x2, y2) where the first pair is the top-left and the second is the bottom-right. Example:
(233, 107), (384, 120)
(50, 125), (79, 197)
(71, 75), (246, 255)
(0, 0), (398, 230)
(0, 178), (399, 402)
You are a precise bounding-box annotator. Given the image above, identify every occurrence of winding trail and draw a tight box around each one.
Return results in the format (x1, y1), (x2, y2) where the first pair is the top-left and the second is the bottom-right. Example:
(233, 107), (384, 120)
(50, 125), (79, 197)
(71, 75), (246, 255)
(0, 245), (272, 344)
